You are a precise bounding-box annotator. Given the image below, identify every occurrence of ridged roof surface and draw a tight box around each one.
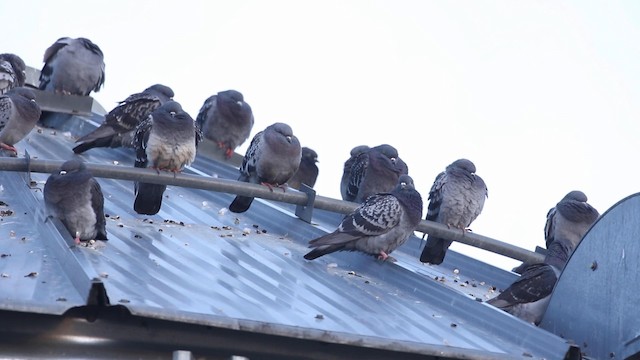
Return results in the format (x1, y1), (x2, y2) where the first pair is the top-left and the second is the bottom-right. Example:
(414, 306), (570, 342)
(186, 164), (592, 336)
(0, 108), (577, 359)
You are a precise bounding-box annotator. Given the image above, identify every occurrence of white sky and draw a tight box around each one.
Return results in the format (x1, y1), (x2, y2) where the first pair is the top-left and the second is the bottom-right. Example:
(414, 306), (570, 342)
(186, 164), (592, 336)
(4, 1), (640, 270)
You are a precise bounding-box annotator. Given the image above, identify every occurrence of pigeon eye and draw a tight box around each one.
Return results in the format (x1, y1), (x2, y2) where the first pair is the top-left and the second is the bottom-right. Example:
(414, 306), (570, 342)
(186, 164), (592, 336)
(59, 170), (67, 175)
(170, 111), (176, 116)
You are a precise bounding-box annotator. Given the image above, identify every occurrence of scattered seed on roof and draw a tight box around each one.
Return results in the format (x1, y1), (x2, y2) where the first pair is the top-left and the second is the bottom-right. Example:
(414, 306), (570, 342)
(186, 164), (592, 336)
(56, 297), (67, 302)
(1, 254), (10, 258)
(24, 272), (38, 278)
(1, 210), (14, 216)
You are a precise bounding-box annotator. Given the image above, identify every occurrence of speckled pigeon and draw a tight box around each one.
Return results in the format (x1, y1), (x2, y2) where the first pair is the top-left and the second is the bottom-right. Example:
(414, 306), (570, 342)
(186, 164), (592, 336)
(133, 101), (201, 215)
(304, 174), (423, 261)
(340, 145), (370, 200)
(487, 236), (584, 325)
(39, 37), (105, 96)
(229, 122), (302, 213)
(43, 158), (107, 244)
(344, 144), (409, 203)
(0, 87), (42, 156)
(196, 89), (254, 159)
(73, 84), (174, 153)
(288, 147), (319, 190)
(0, 53), (26, 95)
(419, 158), (488, 265)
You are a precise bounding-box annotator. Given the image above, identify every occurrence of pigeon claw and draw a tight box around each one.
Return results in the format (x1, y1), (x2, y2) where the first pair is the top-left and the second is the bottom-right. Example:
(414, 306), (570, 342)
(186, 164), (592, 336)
(377, 251), (390, 261)
(0, 143), (17, 156)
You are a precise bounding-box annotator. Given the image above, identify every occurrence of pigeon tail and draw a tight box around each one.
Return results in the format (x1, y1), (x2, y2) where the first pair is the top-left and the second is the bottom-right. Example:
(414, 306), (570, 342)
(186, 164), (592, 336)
(229, 195), (254, 213)
(419, 237), (452, 265)
(73, 136), (115, 154)
(134, 182), (167, 215)
(303, 244), (346, 260)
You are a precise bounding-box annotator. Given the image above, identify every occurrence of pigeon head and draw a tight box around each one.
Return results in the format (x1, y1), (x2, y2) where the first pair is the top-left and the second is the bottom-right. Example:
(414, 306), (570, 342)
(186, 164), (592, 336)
(301, 147), (318, 163)
(372, 144), (399, 160)
(218, 90), (251, 119)
(449, 158), (476, 173)
(398, 174), (415, 189)
(350, 145), (370, 157)
(159, 100), (183, 115)
(58, 158), (86, 175)
(146, 84), (174, 101)
(562, 190), (588, 203)
(270, 122), (295, 143)
(219, 89), (244, 102)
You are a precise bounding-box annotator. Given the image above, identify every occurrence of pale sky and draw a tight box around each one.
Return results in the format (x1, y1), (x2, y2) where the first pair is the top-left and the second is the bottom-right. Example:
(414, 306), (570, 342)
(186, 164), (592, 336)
(4, 1), (640, 270)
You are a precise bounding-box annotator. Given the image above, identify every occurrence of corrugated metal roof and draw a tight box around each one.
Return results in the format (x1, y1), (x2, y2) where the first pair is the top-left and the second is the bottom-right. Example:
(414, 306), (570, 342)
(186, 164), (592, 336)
(0, 108), (579, 359)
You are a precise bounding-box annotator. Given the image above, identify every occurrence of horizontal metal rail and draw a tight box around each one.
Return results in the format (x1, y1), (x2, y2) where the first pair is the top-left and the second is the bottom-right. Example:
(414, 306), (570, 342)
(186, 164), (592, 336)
(1, 156), (544, 265)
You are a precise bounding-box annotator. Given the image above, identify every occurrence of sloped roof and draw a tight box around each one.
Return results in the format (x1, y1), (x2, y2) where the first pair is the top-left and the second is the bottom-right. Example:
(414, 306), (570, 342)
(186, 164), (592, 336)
(0, 100), (579, 359)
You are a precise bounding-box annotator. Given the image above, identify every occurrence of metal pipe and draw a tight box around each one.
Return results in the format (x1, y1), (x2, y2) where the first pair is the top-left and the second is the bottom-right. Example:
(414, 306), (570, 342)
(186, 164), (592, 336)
(1, 157), (543, 264)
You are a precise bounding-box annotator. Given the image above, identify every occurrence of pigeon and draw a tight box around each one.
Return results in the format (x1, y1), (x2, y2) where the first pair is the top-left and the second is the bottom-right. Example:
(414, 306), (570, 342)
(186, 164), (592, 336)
(344, 144), (409, 203)
(544, 190), (600, 249)
(73, 84), (174, 153)
(229, 122), (302, 213)
(419, 158), (488, 265)
(340, 145), (370, 200)
(488, 191), (599, 323)
(0, 53), (26, 95)
(304, 174), (423, 261)
(43, 158), (107, 244)
(133, 101), (201, 215)
(39, 37), (105, 96)
(288, 147), (319, 190)
(512, 190), (600, 274)
(486, 236), (582, 325)
(196, 90), (254, 159)
(0, 87), (42, 156)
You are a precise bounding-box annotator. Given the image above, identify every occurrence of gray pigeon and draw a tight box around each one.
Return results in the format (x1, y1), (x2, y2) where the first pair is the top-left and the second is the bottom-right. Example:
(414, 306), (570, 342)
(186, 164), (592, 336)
(0, 53), (26, 95)
(39, 37), (105, 96)
(43, 158), (107, 244)
(340, 145), (370, 200)
(73, 84), (174, 153)
(419, 158), (488, 265)
(344, 144), (409, 203)
(0, 87), (42, 156)
(229, 122), (302, 213)
(288, 147), (319, 190)
(304, 174), (423, 261)
(544, 190), (600, 249)
(133, 101), (201, 215)
(196, 89), (254, 159)
(513, 190), (600, 274)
